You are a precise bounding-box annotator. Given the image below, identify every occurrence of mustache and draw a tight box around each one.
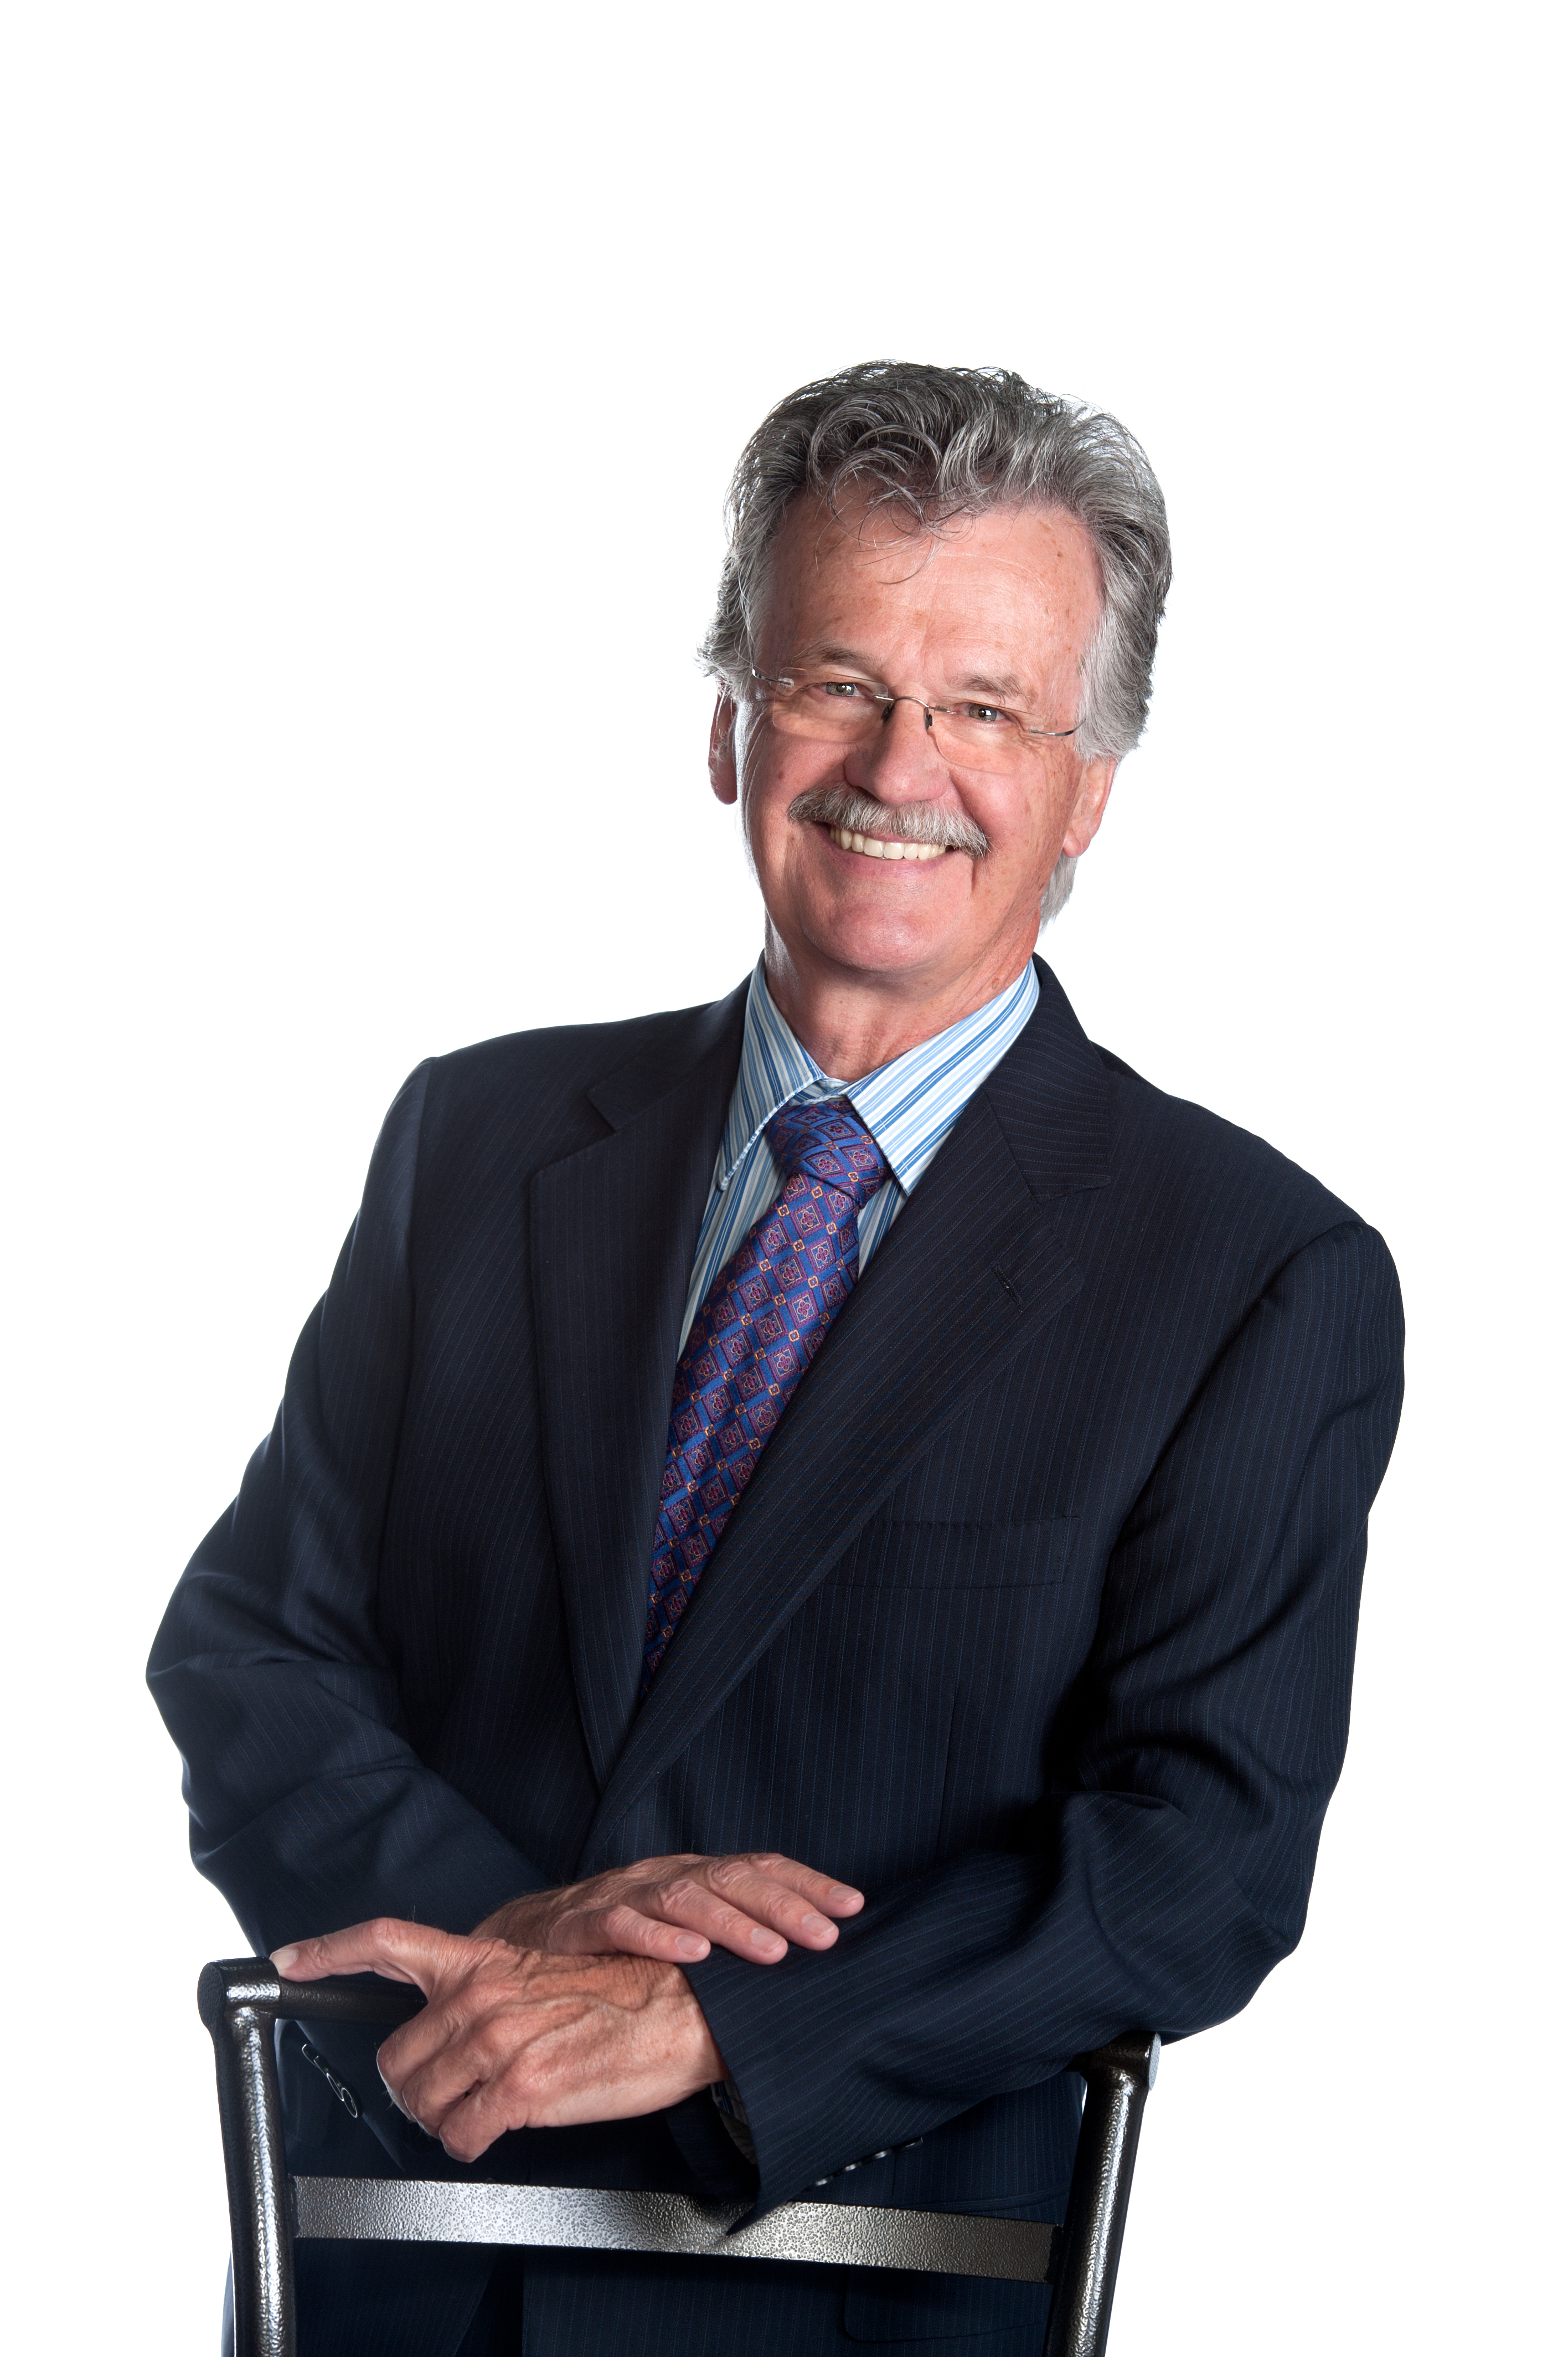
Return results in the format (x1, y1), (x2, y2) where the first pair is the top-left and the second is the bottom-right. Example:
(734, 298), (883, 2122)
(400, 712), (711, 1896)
(787, 784), (989, 858)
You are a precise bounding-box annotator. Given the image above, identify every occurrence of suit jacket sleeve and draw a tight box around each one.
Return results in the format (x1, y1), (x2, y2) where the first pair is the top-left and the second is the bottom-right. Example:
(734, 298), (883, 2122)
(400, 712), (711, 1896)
(685, 1216), (1404, 2212)
(147, 1062), (550, 1954)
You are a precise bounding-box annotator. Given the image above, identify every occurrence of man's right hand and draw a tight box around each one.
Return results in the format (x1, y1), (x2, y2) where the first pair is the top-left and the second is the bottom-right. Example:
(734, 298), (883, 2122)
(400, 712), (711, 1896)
(473, 1853), (864, 1967)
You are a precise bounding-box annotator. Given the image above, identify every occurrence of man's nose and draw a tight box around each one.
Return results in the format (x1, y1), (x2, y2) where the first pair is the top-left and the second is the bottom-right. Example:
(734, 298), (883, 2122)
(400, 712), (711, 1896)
(840, 697), (951, 804)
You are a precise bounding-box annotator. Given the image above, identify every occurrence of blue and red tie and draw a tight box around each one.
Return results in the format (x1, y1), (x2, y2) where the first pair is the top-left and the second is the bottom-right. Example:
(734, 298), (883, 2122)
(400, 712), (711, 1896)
(642, 1097), (889, 1687)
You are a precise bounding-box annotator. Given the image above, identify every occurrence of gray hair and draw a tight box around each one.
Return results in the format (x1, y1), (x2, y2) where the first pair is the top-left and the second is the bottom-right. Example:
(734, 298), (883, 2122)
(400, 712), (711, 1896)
(703, 361), (1171, 769)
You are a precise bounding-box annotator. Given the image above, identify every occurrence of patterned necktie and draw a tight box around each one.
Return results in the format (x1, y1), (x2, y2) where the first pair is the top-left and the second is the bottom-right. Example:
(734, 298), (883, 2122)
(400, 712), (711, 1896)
(642, 1097), (890, 1687)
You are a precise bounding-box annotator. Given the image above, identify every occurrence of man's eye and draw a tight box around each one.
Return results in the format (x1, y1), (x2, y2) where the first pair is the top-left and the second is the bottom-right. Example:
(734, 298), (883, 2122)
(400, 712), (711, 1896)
(814, 679), (873, 702)
(955, 702), (1013, 728)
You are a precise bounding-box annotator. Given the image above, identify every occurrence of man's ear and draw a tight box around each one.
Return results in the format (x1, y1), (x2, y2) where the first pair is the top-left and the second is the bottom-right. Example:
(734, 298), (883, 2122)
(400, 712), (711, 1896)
(1061, 757), (1117, 860)
(709, 693), (739, 806)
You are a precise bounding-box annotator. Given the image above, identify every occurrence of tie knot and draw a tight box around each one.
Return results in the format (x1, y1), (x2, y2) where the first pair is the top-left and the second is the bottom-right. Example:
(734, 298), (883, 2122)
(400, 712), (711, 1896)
(764, 1095), (889, 1210)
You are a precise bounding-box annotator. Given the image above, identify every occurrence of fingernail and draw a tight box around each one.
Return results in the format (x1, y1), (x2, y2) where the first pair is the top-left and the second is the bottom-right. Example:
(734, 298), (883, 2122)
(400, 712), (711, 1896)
(750, 1927), (786, 1952)
(271, 1946), (300, 1973)
(676, 1934), (707, 1960)
(829, 1886), (861, 1905)
(802, 1912), (834, 1938)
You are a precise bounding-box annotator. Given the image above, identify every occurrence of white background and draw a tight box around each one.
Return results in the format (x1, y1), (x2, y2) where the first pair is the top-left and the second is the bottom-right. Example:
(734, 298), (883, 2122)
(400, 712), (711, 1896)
(2, 4), (1560, 2349)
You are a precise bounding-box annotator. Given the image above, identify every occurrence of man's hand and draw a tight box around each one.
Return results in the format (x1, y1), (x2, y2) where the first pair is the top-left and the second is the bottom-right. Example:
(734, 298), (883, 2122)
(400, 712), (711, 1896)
(472, 1852), (864, 1967)
(271, 1918), (724, 2162)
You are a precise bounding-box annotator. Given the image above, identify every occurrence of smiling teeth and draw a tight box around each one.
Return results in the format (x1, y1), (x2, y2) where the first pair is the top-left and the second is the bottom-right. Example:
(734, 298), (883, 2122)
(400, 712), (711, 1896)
(829, 827), (946, 861)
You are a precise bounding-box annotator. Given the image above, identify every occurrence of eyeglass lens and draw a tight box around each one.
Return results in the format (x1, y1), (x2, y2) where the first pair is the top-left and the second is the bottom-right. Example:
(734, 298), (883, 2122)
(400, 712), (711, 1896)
(764, 680), (1061, 774)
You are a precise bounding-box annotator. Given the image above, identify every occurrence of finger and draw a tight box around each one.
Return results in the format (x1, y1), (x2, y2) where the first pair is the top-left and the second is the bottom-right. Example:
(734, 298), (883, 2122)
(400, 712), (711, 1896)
(649, 1859), (859, 1959)
(428, 2067), (527, 2164)
(548, 1903), (711, 1965)
(630, 1875), (782, 1961)
(270, 1918), (464, 1991)
(737, 1855), (865, 1918)
(608, 1852), (862, 1920)
(435, 2094), (502, 2165)
(392, 2000), (535, 2138)
(374, 1985), (487, 2116)
(708, 1866), (836, 1952)
(715, 1854), (865, 1929)
(417, 2021), (644, 2157)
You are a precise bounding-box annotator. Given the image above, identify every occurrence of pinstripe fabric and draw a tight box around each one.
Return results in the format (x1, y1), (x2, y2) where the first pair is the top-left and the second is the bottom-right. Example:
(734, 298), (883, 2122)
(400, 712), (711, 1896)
(149, 958), (1403, 2350)
(498, 2247), (1051, 2354)
(680, 959), (1039, 1348)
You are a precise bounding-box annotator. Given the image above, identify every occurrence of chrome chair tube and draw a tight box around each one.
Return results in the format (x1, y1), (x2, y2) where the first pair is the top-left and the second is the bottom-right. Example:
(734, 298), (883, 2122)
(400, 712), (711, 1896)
(198, 1960), (425, 2357)
(1043, 2031), (1160, 2357)
(200, 1958), (1157, 2357)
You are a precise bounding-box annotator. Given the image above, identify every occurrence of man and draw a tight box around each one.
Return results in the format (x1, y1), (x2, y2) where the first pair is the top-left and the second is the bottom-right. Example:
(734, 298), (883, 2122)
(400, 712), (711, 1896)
(151, 361), (1403, 2356)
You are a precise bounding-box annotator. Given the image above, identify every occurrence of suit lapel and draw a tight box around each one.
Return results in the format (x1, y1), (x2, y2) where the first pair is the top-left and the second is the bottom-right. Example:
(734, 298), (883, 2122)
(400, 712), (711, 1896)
(532, 985), (746, 1790)
(579, 959), (1111, 1869)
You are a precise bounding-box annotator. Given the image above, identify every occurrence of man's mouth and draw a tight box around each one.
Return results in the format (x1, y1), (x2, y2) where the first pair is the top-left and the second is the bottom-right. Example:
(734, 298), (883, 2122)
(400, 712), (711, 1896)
(824, 825), (949, 863)
(786, 785), (989, 861)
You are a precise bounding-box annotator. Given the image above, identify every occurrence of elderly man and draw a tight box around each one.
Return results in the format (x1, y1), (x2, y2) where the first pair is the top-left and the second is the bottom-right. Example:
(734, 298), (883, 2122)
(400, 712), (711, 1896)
(151, 362), (1402, 2356)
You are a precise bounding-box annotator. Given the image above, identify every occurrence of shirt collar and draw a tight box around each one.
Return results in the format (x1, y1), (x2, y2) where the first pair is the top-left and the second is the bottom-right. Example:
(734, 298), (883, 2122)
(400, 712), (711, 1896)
(719, 956), (1040, 1196)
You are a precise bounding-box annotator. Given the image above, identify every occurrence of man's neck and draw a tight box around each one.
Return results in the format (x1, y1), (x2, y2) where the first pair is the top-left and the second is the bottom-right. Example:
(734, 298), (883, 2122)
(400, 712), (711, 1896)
(762, 934), (1036, 1082)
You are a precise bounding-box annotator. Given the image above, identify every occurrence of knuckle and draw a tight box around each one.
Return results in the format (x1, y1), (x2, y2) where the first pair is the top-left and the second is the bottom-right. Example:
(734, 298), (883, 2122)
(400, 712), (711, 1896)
(470, 2018), (511, 2070)
(501, 2051), (543, 2104)
(708, 1857), (747, 1893)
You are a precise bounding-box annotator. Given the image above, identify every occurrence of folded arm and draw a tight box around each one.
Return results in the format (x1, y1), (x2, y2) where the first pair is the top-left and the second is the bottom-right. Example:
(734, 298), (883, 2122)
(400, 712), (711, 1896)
(269, 1859), (864, 2163)
(147, 1063), (858, 2153)
(687, 1219), (1405, 2210)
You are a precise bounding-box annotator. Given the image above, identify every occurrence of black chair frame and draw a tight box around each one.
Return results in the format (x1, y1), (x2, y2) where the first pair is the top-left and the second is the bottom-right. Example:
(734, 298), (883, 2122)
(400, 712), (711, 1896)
(200, 1959), (1158, 2357)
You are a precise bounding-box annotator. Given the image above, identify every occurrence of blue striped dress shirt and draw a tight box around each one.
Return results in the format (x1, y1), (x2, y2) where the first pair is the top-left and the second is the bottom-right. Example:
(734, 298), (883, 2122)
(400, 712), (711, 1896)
(678, 957), (1040, 1351)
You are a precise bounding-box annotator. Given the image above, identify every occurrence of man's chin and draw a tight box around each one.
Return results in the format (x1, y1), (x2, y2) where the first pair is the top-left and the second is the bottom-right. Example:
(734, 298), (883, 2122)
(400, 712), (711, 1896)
(788, 910), (978, 990)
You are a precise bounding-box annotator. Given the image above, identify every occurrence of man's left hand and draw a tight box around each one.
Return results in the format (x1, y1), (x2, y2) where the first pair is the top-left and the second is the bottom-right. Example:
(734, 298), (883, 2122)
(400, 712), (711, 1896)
(271, 1918), (723, 2163)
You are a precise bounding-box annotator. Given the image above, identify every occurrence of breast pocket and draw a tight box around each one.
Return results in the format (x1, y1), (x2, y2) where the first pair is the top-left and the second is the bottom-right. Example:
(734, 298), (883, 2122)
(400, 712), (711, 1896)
(825, 1514), (1079, 1589)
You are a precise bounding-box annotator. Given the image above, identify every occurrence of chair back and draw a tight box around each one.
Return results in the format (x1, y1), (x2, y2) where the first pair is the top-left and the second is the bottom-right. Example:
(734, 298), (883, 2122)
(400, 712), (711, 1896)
(199, 1959), (1158, 2357)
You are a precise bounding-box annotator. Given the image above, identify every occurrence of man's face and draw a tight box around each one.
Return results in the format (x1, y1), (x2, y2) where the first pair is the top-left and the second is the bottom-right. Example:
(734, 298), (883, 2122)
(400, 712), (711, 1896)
(710, 495), (1117, 1008)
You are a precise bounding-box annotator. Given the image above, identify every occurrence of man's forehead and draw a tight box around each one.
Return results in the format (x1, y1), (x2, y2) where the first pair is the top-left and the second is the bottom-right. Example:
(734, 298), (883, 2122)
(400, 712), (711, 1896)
(760, 493), (1101, 658)
(778, 487), (1077, 560)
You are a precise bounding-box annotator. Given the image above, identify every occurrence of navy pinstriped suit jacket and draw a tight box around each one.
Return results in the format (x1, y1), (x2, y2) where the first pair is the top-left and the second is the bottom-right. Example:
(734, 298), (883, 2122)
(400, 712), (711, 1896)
(150, 959), (1402, 2351)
